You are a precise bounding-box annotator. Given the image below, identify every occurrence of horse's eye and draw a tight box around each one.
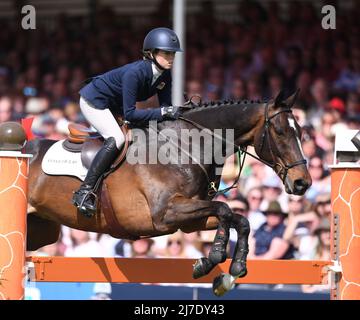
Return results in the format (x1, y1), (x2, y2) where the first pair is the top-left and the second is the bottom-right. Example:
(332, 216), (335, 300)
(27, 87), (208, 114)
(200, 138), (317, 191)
(274, 127), (285, 136)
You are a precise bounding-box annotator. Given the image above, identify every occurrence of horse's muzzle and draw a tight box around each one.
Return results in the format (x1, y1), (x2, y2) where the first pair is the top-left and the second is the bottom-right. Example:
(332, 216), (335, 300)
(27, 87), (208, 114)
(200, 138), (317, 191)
(292, 178), (310, 195)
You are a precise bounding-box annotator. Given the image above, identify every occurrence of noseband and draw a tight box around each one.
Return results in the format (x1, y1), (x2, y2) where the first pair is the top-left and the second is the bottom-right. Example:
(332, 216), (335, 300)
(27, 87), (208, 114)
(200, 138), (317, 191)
(257, 102), (307, 183)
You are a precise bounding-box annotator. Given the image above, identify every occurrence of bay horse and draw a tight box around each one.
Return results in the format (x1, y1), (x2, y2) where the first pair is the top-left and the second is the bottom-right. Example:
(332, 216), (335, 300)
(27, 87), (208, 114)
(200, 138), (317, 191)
(25, 89), (311, 295)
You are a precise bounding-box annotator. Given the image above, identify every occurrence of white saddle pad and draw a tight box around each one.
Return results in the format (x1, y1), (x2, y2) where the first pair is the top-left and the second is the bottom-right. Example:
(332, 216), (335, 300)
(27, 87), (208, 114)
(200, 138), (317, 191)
(42, 140), (88, 181)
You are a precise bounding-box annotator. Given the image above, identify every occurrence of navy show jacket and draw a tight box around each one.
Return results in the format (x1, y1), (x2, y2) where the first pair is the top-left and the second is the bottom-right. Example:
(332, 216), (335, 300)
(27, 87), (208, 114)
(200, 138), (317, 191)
(79, 59), (172, 124)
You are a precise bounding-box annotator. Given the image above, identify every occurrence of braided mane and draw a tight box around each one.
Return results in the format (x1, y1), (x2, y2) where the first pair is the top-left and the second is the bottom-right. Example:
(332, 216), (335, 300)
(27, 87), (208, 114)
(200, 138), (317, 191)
(183, 98), (266, 114)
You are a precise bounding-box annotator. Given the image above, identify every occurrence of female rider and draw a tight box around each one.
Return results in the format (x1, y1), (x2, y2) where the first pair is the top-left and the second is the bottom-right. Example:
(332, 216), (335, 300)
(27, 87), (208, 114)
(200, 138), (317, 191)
(72, 27), (183, 216)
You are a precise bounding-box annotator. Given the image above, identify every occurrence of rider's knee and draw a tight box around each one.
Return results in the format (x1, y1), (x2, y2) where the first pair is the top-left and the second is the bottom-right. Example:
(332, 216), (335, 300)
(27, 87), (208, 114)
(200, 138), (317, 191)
(105, 135), (124, 150)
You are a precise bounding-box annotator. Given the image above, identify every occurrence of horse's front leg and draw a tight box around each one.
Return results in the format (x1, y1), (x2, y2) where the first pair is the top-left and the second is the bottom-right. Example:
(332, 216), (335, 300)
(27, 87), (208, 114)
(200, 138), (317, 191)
(192, 216), (231, 279)
(229, 214), (250, 278)
(210, 213), (250, 297)
(160, 196), (233, 279)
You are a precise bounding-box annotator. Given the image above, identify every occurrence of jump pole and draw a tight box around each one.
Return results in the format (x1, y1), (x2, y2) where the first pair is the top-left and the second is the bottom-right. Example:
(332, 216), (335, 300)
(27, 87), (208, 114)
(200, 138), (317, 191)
(26, 257), (330, 285)
(0, 122), (32, 300)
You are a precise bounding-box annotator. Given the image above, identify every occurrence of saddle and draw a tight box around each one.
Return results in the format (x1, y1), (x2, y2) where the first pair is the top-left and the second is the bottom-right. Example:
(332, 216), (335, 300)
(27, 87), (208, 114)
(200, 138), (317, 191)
(63, 120), (131, 171)
(63, 120), (136, 239)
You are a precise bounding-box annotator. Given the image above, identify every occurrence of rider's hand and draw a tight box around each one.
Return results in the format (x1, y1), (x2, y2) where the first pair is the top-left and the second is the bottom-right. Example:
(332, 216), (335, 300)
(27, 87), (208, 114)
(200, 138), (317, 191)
(161, 106), (180, 120)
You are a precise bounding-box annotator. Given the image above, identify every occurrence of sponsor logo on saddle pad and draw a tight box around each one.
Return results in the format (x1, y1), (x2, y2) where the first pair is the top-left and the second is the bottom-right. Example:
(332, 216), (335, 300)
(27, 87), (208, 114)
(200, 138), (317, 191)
(42, 140), (87, 181)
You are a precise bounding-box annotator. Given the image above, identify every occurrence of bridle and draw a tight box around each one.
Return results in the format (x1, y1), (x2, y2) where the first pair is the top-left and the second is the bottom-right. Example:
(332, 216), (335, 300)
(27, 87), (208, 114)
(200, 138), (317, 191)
(255, 101), (307, 183)
(175, 99), (307, 196)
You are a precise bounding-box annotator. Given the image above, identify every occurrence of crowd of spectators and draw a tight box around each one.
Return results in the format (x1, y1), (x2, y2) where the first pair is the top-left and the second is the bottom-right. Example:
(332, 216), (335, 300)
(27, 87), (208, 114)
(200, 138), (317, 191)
(2, 1), (359, 296)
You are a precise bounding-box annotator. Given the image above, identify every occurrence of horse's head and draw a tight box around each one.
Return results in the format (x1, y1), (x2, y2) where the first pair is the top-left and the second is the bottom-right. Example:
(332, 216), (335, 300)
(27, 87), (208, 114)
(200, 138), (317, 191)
(253, 89), (312, 195)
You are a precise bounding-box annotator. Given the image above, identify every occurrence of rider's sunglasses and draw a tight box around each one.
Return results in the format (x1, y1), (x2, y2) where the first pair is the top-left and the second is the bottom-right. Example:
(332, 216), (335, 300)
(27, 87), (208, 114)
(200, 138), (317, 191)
(167, 240), (182, 246)
(289, 198), (302, 203)
(232, 207), (247, 214)
(309, 163), (323, 169)
(250, 196), (263, 201)
(317, 200), (331, 206)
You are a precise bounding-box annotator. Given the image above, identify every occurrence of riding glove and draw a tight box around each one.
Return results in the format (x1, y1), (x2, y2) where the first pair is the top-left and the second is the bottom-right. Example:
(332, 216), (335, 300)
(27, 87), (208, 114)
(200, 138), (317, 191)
(161, 106), (180, 120)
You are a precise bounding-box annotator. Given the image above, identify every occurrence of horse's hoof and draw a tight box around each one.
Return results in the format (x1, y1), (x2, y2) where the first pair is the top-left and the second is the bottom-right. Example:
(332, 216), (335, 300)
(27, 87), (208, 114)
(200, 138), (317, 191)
(229, 261), (247, 278)
(212, 273), (235, 297)
(192, 257), (214, 279)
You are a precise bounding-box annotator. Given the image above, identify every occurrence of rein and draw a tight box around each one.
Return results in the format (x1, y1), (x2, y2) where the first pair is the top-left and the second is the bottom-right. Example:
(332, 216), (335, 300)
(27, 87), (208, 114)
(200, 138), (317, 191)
(178, 116), (246, 197)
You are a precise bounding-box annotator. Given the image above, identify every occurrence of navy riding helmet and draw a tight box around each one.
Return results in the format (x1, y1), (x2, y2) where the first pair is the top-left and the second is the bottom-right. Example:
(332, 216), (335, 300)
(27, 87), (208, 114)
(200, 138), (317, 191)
(143, 27), (183, 52)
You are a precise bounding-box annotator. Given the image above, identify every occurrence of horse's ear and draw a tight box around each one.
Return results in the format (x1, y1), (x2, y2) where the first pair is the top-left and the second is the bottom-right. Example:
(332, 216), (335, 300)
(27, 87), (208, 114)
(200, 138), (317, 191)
(284, 88), (300, 108)
(274, 90), (286, 107)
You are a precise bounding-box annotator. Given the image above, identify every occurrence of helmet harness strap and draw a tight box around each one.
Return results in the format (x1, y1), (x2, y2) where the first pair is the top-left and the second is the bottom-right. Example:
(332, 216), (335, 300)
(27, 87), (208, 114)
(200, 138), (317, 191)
(149, 50), (166, 71)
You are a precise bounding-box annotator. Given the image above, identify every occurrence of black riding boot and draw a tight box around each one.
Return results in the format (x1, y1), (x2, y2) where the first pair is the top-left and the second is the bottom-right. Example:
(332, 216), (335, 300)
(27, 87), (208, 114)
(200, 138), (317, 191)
(72, 137), (119, 217)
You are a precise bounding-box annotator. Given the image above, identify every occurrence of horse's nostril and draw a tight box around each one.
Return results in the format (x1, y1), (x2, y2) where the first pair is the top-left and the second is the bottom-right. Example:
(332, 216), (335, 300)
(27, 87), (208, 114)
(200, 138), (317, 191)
(294, 179), (308, 191)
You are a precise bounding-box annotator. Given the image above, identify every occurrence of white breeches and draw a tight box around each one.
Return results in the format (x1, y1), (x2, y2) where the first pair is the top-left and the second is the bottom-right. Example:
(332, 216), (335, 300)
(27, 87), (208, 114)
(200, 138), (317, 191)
(79, 96), (125, 149)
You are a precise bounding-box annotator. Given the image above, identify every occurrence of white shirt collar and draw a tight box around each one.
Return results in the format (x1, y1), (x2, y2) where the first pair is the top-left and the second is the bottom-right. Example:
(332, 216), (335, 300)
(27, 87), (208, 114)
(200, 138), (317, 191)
(151, 62), (163, 85)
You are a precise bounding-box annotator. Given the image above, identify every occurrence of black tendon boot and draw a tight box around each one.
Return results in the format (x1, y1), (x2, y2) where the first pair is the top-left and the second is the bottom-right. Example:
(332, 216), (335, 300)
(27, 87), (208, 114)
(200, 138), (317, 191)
(72, 137), (119, 217)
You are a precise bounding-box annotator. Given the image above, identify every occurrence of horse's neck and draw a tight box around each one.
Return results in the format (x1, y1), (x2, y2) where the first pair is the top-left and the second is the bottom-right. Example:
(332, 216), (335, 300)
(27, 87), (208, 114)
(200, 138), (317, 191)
(183, 102), (263, 146)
